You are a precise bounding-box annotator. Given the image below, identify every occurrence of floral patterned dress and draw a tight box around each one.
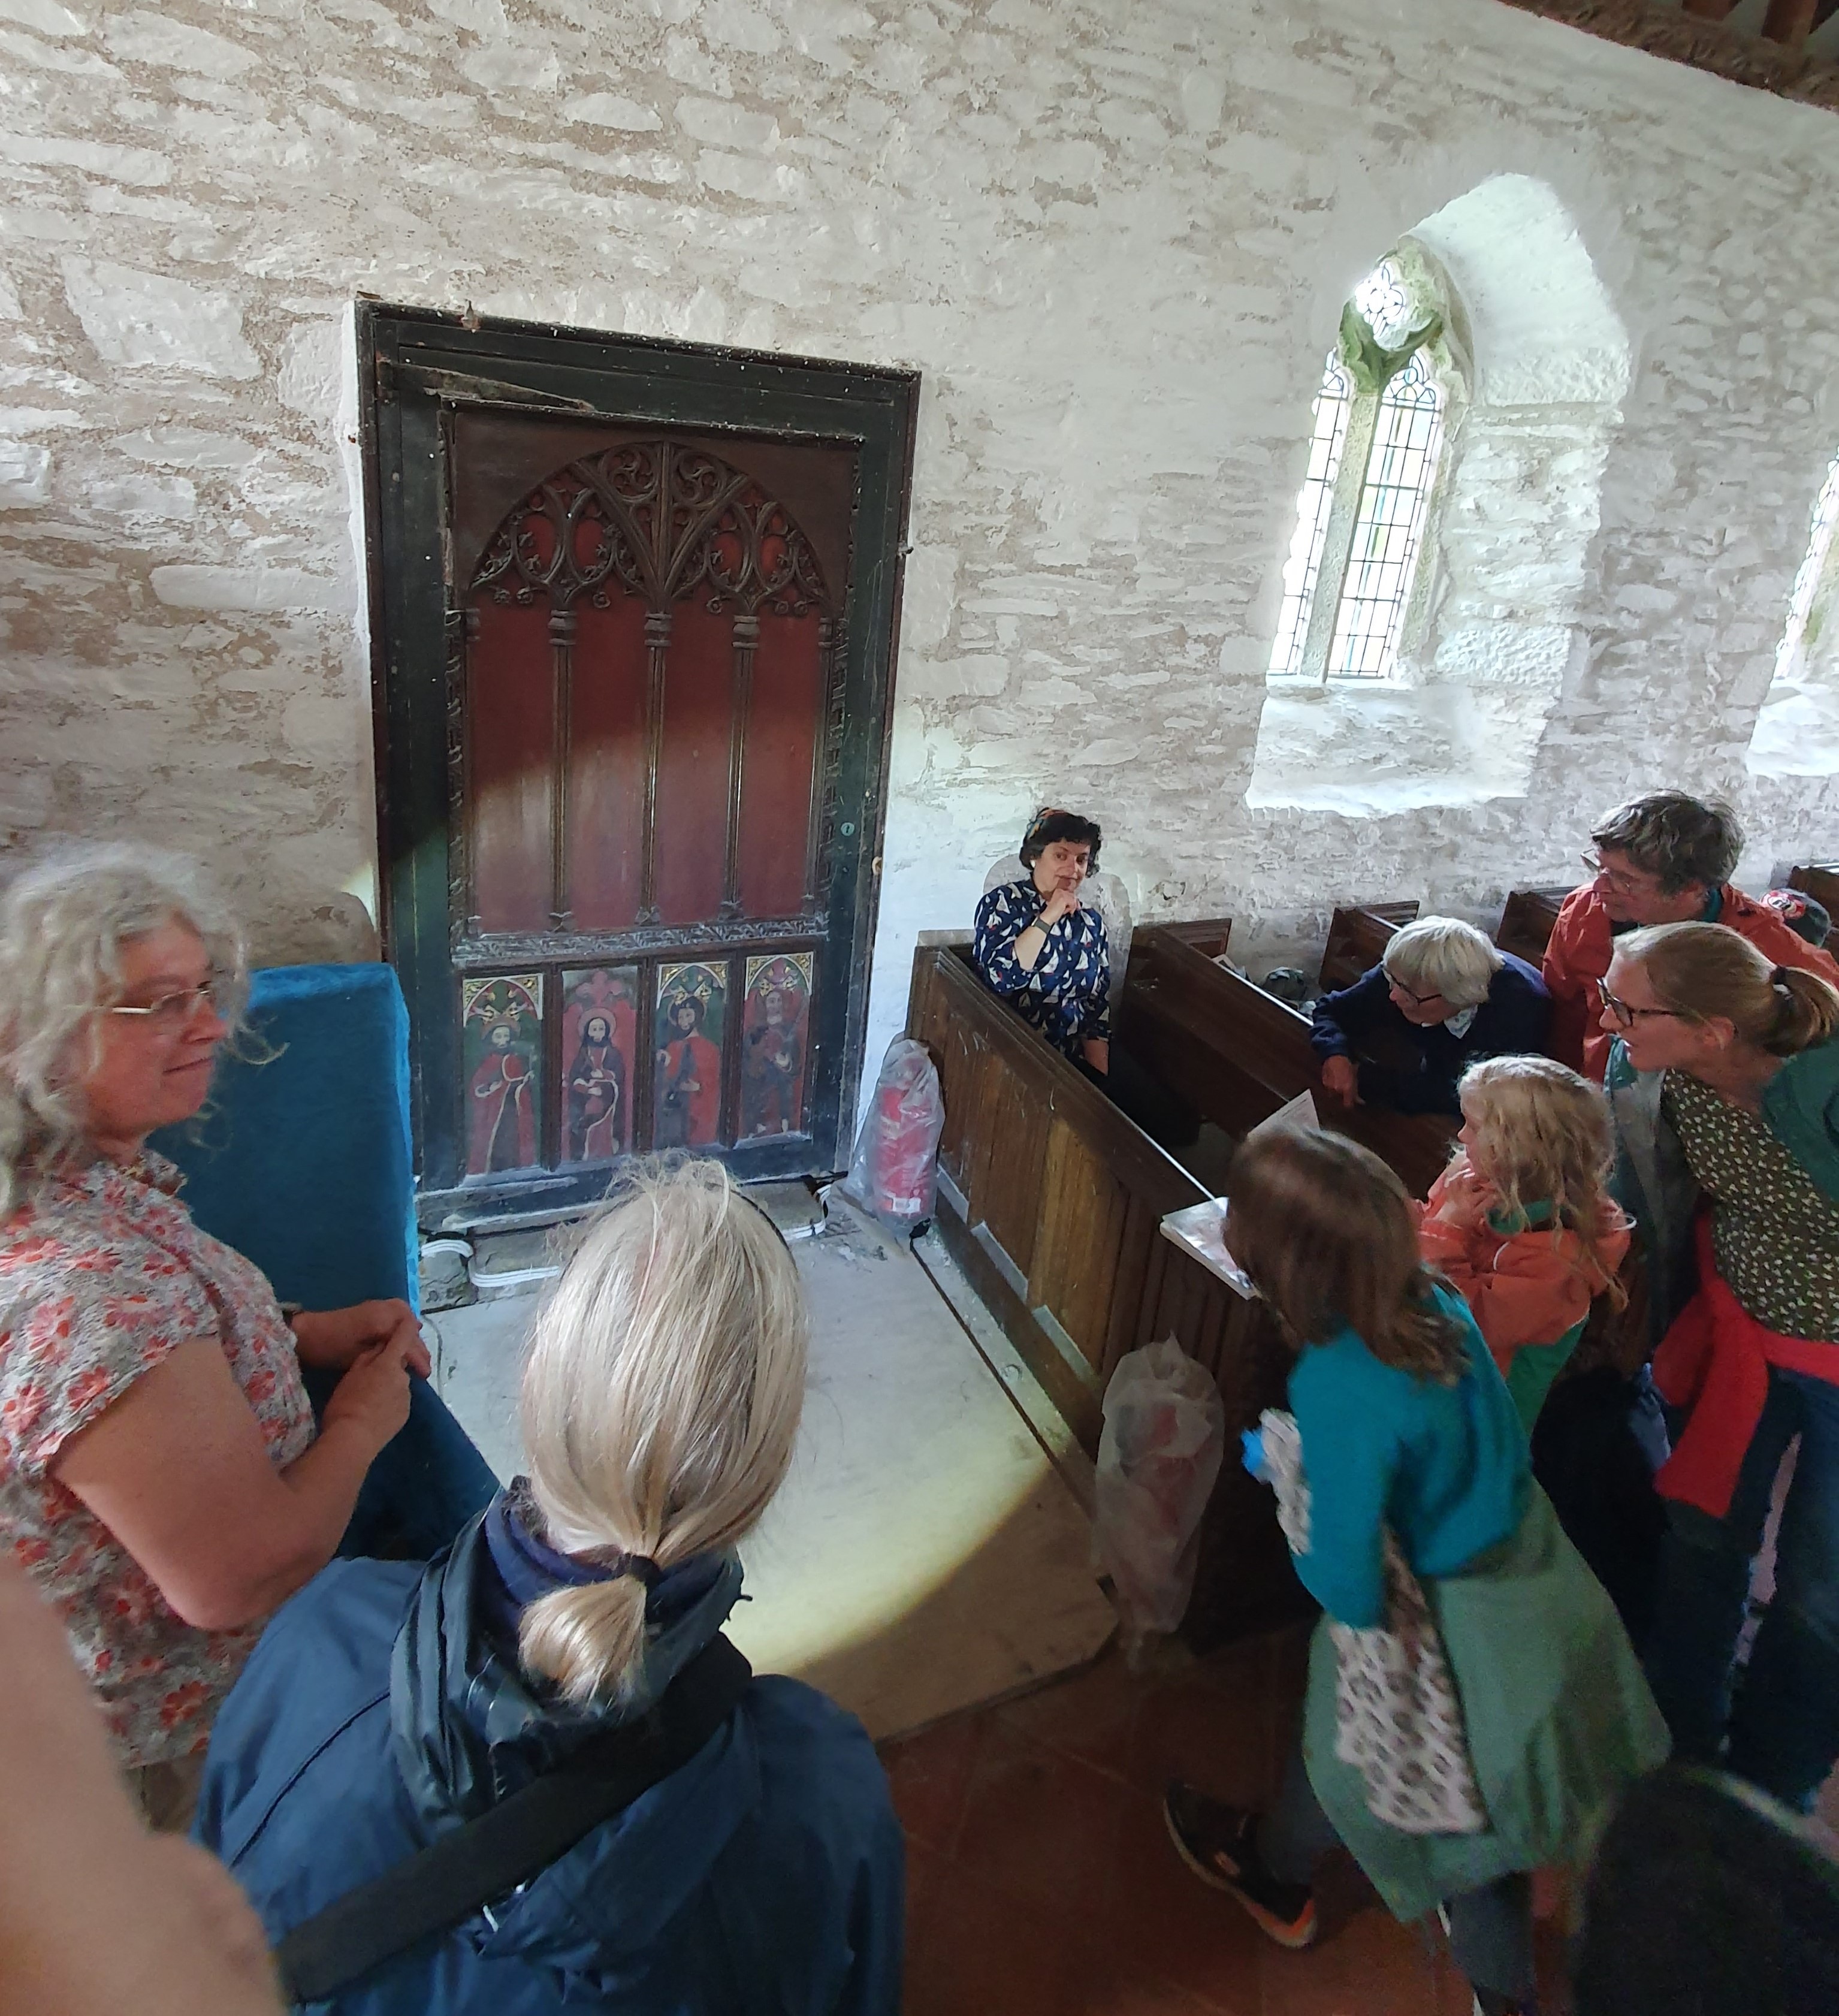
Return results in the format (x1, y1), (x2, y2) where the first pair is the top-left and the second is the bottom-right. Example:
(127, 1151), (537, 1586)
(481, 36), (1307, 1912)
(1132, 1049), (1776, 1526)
(0, 1152), (315, 1766)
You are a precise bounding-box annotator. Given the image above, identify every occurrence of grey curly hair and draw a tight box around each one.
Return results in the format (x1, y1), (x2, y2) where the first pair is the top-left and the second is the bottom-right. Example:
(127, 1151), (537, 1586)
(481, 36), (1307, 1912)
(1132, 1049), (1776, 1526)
(0, 843), (246, 1217)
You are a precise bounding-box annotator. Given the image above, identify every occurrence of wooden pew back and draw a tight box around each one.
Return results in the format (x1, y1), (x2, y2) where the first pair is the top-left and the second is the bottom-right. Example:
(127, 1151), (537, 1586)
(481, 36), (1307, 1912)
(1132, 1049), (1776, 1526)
(906, 943), (1306, 1646)
(1494, 885), (1575, 967)
(1156, 915), (1234, 962)
(1117, 926), (1456, 1195)
(1789, 864), (1839, 921)
(1319, 900), (1420, 994)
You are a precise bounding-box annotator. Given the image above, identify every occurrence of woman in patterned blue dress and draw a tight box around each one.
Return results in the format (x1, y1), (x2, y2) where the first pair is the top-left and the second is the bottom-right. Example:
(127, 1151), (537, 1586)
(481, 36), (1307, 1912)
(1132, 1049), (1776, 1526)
(973, 808), (1111, 1073)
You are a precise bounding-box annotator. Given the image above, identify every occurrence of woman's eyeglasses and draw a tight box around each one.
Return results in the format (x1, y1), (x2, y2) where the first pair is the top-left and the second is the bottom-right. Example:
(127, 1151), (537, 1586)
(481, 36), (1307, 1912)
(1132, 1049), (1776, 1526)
(1594, 976), (1688, 1030)
(102, 977), (231, 1030)
(1387, 977), (1444, 1008)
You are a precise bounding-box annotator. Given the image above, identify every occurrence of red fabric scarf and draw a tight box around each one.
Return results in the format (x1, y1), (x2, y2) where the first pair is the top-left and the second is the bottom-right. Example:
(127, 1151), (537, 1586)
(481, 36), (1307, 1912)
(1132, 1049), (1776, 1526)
(1654, 1214), (1839, 1519)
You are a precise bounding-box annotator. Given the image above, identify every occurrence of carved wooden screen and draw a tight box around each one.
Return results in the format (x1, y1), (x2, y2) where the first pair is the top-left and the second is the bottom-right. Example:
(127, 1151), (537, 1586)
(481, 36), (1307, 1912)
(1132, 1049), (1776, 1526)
(363, 307), (915, 1224)
(449, 428), (845, 1187)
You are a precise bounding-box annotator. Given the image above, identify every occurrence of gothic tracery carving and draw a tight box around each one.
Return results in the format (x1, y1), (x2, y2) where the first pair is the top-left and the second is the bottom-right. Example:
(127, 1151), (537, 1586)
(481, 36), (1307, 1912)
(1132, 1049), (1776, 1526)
(470, 440), (835, 617)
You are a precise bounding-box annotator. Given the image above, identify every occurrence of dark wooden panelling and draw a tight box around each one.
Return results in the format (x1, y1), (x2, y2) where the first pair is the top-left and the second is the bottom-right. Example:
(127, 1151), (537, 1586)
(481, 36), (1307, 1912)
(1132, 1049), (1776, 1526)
(1790, 864), (1839, 919)
(1494, 885), (1574, 967)
(1154, 915), (1234, 962)
(1319, 900), (1419, 994)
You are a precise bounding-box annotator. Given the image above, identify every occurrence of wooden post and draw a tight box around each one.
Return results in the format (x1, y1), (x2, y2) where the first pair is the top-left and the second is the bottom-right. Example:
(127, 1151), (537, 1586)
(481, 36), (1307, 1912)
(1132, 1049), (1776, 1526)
(1761, 0), (1817, 43)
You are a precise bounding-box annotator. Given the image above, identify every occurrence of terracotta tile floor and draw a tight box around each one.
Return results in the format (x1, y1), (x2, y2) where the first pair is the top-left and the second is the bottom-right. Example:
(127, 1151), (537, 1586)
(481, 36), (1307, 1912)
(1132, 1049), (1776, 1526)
(883, 1626), (1541, 2016)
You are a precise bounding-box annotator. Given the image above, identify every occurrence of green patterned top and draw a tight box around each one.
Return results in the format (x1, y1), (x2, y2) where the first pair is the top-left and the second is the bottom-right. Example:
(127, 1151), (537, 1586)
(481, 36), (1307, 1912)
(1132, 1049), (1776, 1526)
(1665, 1069), (1839, 1340)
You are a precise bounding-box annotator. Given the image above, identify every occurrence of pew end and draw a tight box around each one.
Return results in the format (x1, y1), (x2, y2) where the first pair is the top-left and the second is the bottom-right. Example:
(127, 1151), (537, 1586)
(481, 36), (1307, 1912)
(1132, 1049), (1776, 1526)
(1494, 885), (1575, 967)
(1787, 863), (1839, 923)
(1318, 900), (1420, 994)
(1156, 915), (1234, 962)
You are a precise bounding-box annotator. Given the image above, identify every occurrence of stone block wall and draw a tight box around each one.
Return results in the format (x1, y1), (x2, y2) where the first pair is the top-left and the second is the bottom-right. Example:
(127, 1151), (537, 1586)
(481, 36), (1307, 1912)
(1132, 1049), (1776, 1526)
(0, 0), (1835, 1106)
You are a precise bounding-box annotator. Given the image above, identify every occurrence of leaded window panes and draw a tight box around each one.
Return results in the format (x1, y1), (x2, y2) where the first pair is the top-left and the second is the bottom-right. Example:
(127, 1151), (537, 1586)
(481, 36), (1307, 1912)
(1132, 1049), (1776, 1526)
(1327, 353), (1446, 678)
(1267, 254), (1454, 686)
(1266, 359), (1352, 680)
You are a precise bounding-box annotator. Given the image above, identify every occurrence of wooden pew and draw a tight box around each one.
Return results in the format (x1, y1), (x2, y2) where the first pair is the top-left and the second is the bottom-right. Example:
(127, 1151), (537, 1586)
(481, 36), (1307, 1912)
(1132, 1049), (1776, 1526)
(1318, 900), (1420, 993)
(1789, 863), (1839, 921)
(1117, 926), (1456, 1196)
(1157, 915), (1234, 962)
(906, 943), (1306, 1647)
(1494, 885), (1575, 967)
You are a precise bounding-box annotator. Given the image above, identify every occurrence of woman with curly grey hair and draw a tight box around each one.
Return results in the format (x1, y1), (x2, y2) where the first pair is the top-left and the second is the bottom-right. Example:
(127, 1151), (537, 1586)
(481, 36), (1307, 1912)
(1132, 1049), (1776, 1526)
(0, 843), (493, 1828)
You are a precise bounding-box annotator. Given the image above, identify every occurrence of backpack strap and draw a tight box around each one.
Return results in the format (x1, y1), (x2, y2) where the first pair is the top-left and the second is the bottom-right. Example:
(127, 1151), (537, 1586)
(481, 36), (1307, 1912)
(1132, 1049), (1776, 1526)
(272, 1632), (752, 2006)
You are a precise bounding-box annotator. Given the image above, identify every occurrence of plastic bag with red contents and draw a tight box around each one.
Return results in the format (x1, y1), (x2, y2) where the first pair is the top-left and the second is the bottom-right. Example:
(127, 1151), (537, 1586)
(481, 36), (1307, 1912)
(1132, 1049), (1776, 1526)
(838, 1037), (946, 1236)
(1093, 1338), (1226, 1647)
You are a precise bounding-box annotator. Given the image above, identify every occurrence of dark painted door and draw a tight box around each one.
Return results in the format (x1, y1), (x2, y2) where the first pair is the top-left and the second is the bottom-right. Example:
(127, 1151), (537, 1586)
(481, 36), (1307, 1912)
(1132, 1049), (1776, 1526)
(361, 307), (916, 1224)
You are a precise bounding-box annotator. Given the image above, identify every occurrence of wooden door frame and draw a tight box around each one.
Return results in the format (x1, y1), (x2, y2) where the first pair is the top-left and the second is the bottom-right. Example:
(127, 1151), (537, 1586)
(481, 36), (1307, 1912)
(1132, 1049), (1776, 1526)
(356, 303), (919, 1227)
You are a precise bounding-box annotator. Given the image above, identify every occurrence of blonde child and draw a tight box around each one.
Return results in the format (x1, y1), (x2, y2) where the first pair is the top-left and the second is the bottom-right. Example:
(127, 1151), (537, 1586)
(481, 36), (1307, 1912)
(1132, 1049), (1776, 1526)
(1418, 1055), (1632, 1432)
(1164, 1129), (1666, 2015)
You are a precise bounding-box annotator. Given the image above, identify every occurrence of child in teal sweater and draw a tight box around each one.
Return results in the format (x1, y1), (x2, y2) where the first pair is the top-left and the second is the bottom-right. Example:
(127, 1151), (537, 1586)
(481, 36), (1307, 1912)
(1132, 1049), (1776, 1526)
(1165, 1128), (1667, 2016)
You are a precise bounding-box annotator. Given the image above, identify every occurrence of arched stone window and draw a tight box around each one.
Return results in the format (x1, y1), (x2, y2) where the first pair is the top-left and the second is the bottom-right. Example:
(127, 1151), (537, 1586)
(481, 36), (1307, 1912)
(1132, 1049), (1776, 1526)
(1747, 448), (1839, 779)
(1267, 252), (1457, 685)
(1250, 176), (1629, 817)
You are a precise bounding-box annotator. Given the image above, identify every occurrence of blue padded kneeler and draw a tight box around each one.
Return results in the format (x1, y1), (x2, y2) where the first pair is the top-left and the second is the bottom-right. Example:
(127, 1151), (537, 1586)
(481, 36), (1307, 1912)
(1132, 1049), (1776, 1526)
(152, 963), (419, 1315)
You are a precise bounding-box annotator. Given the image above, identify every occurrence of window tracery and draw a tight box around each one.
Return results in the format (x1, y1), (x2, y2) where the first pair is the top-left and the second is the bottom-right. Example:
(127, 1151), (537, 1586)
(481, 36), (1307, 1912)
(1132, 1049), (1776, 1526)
(1266, 252), (1456, 685)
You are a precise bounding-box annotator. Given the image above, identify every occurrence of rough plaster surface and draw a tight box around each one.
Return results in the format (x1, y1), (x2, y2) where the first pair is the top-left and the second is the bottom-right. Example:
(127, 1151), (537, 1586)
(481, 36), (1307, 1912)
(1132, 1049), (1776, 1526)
(0, 2), (1835, 1089)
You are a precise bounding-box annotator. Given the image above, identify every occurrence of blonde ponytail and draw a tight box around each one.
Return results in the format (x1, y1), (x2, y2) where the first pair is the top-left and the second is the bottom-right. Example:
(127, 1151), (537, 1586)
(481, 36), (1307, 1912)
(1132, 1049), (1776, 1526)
(518, 1578), (651, 1708)
(1621, 921), (1839, 1058)
(516, 1157), (808, 1706)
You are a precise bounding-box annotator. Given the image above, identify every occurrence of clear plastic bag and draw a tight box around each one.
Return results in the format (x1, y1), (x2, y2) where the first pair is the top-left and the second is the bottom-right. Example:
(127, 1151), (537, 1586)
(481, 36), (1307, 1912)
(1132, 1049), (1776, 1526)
(839, 1037), (946, 1235)
(1093, 1338), (1226, 1647)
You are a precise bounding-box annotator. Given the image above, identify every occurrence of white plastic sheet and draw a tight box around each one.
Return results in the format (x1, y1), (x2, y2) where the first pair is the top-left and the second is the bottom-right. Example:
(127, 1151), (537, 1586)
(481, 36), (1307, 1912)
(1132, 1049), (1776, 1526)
(838, 1037), (946, 1235)
(1092, 1337), (1226, 1647)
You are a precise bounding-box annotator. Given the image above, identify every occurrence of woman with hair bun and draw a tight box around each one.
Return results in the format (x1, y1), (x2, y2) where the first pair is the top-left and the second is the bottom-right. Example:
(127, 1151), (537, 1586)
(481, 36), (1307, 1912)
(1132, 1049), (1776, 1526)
(197, 1158), (904, 2016)
(1603, 920), (1839, 1812)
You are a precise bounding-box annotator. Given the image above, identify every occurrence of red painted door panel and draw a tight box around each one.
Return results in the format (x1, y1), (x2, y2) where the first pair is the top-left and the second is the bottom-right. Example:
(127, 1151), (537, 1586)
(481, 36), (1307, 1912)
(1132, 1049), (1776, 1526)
(450, 423), (848, 1184)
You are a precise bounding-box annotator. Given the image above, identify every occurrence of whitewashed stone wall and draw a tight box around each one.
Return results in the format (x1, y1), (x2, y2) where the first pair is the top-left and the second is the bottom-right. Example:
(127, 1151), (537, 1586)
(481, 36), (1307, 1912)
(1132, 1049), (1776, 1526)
(0, 0), (1836, 1114)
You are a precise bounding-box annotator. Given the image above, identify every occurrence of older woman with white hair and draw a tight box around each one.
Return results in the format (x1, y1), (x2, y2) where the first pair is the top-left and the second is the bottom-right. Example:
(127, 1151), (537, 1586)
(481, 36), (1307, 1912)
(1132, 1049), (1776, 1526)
(0, 843), (495, 1829)
(1310, 915), (1553, 1119)
(197, 1158), (904, 2016)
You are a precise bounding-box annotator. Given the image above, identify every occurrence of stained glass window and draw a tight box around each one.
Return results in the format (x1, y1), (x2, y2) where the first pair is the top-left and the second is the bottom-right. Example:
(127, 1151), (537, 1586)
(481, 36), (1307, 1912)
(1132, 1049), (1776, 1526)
(1266, 357), (1352, 680)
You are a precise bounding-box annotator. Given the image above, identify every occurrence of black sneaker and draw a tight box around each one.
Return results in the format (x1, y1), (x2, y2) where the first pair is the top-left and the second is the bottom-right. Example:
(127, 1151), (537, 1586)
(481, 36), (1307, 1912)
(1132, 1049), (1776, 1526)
(1161, 1780), (1319, 1949)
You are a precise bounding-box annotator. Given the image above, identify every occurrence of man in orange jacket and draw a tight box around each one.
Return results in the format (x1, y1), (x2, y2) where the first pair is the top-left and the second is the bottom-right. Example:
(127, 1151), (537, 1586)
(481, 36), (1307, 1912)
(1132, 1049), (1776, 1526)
(1544, 790), (1839, 1081)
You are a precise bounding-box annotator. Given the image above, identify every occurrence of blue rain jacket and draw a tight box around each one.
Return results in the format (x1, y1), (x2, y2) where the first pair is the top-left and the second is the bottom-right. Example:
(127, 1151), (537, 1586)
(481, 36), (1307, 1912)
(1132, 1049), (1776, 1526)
(195, 1512), (904, 2015)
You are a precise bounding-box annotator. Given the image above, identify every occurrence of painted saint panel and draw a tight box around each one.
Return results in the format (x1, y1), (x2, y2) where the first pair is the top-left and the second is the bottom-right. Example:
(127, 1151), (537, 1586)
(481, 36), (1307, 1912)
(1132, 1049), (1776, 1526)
(741, 952), (813, 1139)
(654, 961), (726, 1149)
(560, 965), (639, 1164)
(462, 974), (543, 1176)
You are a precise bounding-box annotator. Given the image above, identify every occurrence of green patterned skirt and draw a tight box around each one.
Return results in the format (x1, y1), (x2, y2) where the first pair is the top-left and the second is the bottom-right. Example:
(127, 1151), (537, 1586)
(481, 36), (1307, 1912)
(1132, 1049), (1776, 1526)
(1302, 1485), (1671, 1923)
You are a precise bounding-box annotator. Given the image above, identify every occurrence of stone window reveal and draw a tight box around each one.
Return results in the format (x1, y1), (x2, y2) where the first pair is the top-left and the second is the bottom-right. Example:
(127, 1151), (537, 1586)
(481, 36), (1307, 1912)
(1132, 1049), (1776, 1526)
(1249, 177), (1630, 818)
(1747, 447), (1839, 780)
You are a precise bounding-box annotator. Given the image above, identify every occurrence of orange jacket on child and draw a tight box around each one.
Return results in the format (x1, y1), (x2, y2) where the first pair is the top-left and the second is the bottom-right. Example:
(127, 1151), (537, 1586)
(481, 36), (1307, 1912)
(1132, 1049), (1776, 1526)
(1416, 1166), (1632, 1377)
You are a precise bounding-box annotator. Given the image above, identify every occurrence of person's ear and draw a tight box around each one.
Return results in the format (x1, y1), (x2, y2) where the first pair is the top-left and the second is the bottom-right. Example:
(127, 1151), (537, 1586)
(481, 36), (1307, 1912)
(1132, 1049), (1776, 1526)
(1693, 1014), (1738, 1054)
